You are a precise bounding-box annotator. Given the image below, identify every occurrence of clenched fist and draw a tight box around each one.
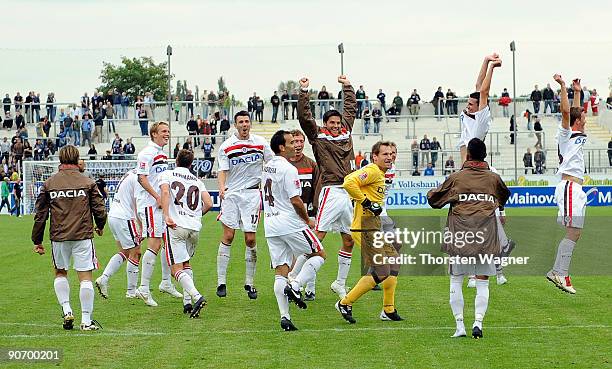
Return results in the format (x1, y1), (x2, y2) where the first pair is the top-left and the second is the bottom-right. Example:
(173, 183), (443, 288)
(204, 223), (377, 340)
(337, 75), (350, 86)
(299, 77), (310, 89)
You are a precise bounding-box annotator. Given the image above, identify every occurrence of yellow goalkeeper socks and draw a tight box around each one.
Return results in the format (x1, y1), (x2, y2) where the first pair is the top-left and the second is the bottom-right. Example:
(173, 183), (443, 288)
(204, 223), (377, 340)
(382, 275), (398, 313)
(341, 275), (376, 306)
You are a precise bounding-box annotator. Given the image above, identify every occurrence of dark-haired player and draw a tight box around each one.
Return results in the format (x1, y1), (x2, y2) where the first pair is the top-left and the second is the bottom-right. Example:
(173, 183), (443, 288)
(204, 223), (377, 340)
(215, 111), (274, 298)
(546, 75), (587, 294)
(297, 75), (356, 299)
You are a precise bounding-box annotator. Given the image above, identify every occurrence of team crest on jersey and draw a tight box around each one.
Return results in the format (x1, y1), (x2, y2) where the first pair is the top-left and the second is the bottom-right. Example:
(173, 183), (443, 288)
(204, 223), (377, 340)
(140, 162), (146, 169)
(359, 172), (368, 180)
(294, 179), (301, 189)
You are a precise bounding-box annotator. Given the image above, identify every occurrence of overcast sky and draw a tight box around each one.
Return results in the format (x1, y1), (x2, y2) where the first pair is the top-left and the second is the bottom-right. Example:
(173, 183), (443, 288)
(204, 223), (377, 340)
(2, 0), (611, 103)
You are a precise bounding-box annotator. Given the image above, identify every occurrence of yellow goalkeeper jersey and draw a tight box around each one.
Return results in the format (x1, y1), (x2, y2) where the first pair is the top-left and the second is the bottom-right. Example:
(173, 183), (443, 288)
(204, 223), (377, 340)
(342, 163), (386, 231)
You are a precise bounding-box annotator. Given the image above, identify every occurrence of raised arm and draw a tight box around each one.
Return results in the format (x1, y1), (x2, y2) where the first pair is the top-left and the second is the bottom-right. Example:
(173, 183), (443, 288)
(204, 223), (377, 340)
(338, 75), (356, 131)
(553, 74), (570, 129)
(297, 77), (318, 141)
(478, 58), (502, 111)
(571, 78), (582, 108)
(475, 53), (499, 91)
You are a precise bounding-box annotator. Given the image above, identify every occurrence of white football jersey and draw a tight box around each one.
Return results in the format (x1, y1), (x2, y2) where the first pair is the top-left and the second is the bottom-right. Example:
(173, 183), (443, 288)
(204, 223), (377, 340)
(217, 133), (274, 192)
(262, 156), (308, 237)
(458, 105), (491, 148)
(380, 163), (396, 216)
(136, 141), (168, 208)
(557, 125), (586, 180)
(109, 169), (138, 220)
(160, 167), (206, 232)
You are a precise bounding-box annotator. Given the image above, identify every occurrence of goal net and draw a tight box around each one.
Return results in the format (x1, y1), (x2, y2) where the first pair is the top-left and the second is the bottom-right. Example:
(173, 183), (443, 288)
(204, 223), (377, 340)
(23, 160), (138, 215)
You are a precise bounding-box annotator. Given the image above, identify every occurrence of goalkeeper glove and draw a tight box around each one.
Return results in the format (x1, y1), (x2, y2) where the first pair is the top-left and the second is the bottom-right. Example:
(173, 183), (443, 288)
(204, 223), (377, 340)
(361, 198), (382, 216)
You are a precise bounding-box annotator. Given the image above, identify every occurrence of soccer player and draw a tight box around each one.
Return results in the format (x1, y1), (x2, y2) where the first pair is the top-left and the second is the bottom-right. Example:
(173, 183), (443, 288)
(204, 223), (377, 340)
(335, 141), (402, 324)
(32, 145), (107, 330)
(216, 110), (274, 298)
(95, 169), (141, 299)
(135, 121), (182, 307)
(287, 129), (321, 300)
(546, 75), (587, 294)
(459, 53), (502, 164)
(262, 130), (323, 331)
(298, 75), (357, 298)
(160, 149), (213, 317)
(427, 138), (510, 339)
(459, 53), (502, 288)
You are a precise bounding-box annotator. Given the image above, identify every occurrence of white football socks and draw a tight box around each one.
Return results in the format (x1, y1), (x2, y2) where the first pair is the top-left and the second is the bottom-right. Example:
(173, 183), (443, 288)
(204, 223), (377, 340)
(160, 248), (171, 283)
(291, 256), (324, 291)
(336, 250), (352, 285)
(474, 279), (490, 329)
(100, 252), (126, 284)
(274, 275), (290, 320)
(553, 238), (576, 276)
(183, 267), (193, 305)
(288, 254), (308, 280)
(140, 249), (157, 291)
(449, 275), (465, 334)
(126, 258), (139, 294)
(54, 276), (72, 315)
(245, 245), (257, 286)
(217, 243), (231, 285)
(175, 269), (201, 301)
(79, 280), (94, 325)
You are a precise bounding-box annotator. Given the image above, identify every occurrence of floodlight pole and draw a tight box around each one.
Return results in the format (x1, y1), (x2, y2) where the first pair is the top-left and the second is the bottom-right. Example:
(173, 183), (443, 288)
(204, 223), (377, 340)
(510, 41), (518, 183)
(338, 43), (344, 112)
(167, 45), (173, 155)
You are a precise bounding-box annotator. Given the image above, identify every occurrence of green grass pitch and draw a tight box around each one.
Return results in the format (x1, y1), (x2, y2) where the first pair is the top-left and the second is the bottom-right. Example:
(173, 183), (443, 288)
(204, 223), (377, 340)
(0, 207), (611, 369)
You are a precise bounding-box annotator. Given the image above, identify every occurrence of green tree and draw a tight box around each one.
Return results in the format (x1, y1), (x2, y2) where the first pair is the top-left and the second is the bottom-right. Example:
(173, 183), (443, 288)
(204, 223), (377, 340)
(98, 57), (171, 101)
(278, 80), (299, 93)
(218, 77), (228, 93)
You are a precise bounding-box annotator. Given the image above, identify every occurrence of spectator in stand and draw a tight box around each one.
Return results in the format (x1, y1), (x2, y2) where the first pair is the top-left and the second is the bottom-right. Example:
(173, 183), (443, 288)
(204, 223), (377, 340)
(81, 113), (93, 147)
(123, 138), (135, 156)
(270, 91), (280, 123)
(105, 102), (115, 133)
(202, 138), (214, 158)
(207, 90), (217, 116)
(354, 151), (364, 169)
(63, 114), (74, 144)
(120, 92), (129, 119)
(186, 115), (198, 141)
(81, 92), (90, 117)
(12, 137), (24, 170)
(72, 116), (80, 145)
(445, 89), (457, 115)
(376, 89), (386, 113)
(10, 178), (22, 217)
(3, 111), (13, 130)
(14, 92), (23, 112)
(209, 116), (217, 144)
(102, 150), (113, 160)
(524, 109), (533, 131)
(607, 136), (612, 166)
(408, 89), (420, 121)
(247, 97), (254, 121)
(219, 113), (230, 139)
(523, 148), (533, 174)
(183, 137), (194, 152)
(534, 146), (545, 174)
(113, 89), (122, 119)
(356, 85), (366, 118)
(23, 139), (33, 161)
(424, 163), (434, 176)
(0, 177), (9, 213)
(32, 93), (41, 123)
(392, 91), (403, 121)
(144, 92), (155, 120)
(173, 143), (180, 159)
(137, 106), (148, 136)
(45, 139), (55, 157)
(530, 85), (542, 114)
(412, 168), (421, 176)
(444, 156), (455, 175)
(1, 137), (9, 163)
(88, 144), (97, 160)
(33, 139), (44, 161)
(185, 89), (194, 117)
(111, 133), (123, 155)
(432, 87), (445, 121)
(542, 83), (555, 115)
(46, 93), (56, 122)
(93, 109), (104, 143)
(509, 114), (516, 145)
(590, 89), (599, 116)
(3, 94), (11, 114)
(173, 95), (181, 121)
(582, 86), (591, 113)
(92, 90), (103, 114)
(290, 89), (299, 119)
(360, 155), (369, 168)
(15, 111), (25, 130)
(255, 96), (264, 123)
(430, 137), (441, 167)
(534, 117), (543, 147)
(24, 92), (33, 124)
(318, 86), (330, 119)
(281, 90), (290, 120)
(372, 104), (382, 133)
(200, 118), (212, 147)
(420, 135), (431, 168)
(362, 106), (371, 135)
(411, 140), (419, 168)
(499, 88), (511, 118)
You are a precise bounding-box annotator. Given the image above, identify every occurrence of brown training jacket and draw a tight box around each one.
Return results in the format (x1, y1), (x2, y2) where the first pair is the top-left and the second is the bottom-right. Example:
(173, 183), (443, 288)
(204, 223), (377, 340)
(289, 154), (320, 217)
(298, 84), (357, 187)
(32, 166), (107, 244)
(427, 161), (510, 257)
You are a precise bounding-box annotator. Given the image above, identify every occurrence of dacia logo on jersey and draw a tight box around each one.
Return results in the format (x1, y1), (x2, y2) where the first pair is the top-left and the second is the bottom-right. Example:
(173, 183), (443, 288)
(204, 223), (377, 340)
(154, 167), (167, 173)
(458, 193), (495, 203)
(50, 189), (87, 199)
(301, 181), (312, 188)
(230, 153), (263, 166)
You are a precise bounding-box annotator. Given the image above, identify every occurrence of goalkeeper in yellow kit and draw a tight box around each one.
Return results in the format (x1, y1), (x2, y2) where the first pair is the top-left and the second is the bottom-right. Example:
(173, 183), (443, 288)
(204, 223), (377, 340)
(335, 141), (403, 324)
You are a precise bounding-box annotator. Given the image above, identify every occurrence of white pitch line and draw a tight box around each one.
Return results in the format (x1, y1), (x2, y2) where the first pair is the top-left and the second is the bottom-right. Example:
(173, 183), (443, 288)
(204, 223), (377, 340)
(1, 324), (610, 339)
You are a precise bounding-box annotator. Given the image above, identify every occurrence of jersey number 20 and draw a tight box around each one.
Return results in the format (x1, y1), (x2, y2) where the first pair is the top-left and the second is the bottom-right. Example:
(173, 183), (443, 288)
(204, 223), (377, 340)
(171, 181), (200, 211)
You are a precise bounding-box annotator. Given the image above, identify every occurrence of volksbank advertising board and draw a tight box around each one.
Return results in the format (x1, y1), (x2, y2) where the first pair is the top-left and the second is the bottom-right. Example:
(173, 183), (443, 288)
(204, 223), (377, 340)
(384, 177), (612, 209)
